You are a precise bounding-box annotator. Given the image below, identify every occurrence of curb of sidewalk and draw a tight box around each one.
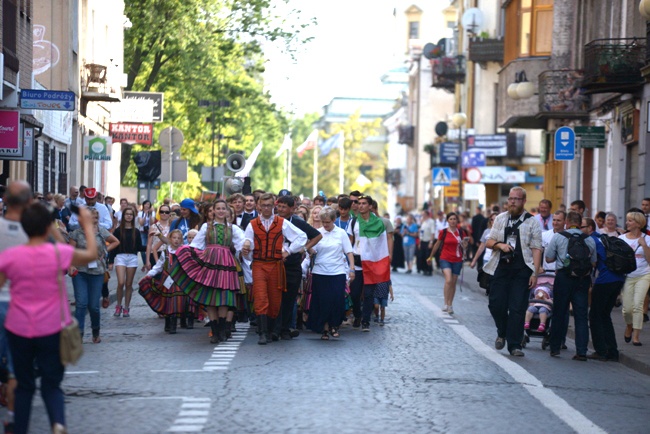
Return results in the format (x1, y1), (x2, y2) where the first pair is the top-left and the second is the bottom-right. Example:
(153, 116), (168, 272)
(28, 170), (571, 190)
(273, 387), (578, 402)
(452, 266), (650, 376)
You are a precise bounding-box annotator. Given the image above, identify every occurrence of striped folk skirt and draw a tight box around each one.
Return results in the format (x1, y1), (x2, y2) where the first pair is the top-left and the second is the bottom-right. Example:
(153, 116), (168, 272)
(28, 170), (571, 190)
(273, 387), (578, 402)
(170, 244), (245, 308)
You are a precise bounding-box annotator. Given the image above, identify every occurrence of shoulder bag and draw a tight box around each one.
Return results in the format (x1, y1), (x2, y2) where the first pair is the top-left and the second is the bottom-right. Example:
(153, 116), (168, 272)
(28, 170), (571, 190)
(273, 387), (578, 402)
(56, 244), (83, 365)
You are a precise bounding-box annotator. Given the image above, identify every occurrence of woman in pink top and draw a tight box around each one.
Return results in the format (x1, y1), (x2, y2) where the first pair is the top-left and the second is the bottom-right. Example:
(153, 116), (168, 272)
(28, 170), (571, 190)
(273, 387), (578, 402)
(0, 203), (98, 434)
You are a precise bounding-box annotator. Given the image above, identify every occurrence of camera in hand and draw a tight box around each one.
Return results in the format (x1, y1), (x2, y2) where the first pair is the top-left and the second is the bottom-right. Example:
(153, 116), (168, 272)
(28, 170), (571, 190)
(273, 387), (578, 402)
(500, 249), (516, 264)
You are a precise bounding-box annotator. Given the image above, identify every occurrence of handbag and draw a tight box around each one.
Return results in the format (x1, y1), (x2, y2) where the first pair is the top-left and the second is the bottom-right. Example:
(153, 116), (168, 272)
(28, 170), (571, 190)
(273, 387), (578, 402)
(56, 245), (83, 365)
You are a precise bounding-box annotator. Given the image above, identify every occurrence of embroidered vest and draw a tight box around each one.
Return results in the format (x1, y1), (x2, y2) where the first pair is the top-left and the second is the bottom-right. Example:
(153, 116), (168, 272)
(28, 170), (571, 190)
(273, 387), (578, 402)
(252, 216), (284, 261)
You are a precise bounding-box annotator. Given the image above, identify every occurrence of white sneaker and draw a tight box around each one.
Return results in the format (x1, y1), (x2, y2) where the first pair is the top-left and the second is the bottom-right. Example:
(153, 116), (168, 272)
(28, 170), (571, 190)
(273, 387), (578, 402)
(447, 306), (454, 314)
(442, 305), (449, 312)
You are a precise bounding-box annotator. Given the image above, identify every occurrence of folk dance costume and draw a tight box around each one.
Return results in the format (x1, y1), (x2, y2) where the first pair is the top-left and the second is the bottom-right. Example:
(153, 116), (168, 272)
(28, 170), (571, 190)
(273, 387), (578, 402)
(139, 246), (194, 334)
(244, 214), (307, 344)
(170, 221), (246, 342)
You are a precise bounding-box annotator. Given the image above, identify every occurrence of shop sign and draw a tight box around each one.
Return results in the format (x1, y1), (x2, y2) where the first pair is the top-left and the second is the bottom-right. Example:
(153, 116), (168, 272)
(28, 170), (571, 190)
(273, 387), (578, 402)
(0, 111), (20, 156)
(477, 166), (526, 184)
(439, 142), (460, 164)
(575, 126), (605, 149)
(109, 123), (153, 145)
(466, 133), (509, 156)
(84, 136), (112, 161)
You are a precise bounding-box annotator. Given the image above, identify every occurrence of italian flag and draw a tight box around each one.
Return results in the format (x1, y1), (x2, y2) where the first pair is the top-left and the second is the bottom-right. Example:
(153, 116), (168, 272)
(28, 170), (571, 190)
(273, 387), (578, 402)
(358, 213), (391, 285)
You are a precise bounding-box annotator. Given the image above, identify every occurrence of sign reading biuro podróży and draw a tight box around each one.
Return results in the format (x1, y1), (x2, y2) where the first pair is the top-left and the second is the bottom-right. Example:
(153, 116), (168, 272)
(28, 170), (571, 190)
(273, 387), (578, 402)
(109, 123), (153, 145)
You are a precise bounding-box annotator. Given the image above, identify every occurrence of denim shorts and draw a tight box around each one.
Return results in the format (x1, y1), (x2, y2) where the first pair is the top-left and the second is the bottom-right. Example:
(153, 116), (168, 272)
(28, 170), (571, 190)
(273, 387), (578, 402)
(115, 253), (139, 268)
(374, 297), (388, 308)
(439, 259), (462, 275)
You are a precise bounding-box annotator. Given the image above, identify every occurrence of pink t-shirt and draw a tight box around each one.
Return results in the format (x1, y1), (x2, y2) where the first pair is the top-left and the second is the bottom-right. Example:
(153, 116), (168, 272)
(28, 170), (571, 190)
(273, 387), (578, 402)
(0, 243), (74, 338)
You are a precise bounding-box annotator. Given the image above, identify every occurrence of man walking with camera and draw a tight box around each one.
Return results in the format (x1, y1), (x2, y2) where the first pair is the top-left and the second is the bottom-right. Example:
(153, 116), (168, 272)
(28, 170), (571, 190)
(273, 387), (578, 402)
(484, 187), (542, 356)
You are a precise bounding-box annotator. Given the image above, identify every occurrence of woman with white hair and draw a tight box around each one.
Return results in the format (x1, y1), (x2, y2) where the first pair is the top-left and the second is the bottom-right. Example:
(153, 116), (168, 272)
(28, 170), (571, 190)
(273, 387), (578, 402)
(306, 207), (355, 340)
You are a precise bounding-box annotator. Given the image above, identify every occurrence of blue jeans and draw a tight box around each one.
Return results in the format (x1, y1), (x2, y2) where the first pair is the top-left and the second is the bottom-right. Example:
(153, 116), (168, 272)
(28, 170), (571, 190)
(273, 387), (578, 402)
(550, 270), (590, 355)
(0, 301), (13, 375)
(72, 272), (103, 335)
(488, 266), (532, 352)
(7, 331), (65, 434)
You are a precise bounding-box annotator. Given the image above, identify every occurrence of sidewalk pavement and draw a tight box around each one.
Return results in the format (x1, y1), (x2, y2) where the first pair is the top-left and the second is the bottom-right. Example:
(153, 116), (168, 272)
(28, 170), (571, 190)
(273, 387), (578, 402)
(448, 264), (650, 376)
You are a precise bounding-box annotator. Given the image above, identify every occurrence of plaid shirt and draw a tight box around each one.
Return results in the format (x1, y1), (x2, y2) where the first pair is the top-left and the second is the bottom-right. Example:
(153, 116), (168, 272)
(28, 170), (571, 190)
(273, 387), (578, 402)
(484, 211), (542, 275)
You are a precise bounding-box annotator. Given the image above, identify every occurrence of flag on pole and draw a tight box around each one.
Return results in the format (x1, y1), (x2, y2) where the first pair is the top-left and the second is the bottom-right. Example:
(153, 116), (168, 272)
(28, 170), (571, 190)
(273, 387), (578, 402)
(274, 134), (292, 158)
(236, 141), (263, 177)
(296, 129), (318, 157)
(357, 214), (391, 285)
(319, 131), (344, 157)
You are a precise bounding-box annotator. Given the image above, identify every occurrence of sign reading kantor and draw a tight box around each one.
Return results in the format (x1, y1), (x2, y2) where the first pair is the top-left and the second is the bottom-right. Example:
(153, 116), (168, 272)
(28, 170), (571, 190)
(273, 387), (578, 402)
(109, 123), (153, 145)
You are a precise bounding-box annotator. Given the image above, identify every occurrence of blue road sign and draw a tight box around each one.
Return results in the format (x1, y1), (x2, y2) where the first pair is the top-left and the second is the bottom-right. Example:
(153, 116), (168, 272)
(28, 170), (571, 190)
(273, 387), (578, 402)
(461, 150), (486, 168)
(439, 142), (460, 164)
(554, 126), (575, 161)
(20, 89), (75, 111)
(432, 167), (452, 186)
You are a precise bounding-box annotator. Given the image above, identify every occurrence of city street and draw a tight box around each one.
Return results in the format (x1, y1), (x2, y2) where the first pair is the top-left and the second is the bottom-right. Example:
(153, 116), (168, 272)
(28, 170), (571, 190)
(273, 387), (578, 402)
(21, 268), (650, 433)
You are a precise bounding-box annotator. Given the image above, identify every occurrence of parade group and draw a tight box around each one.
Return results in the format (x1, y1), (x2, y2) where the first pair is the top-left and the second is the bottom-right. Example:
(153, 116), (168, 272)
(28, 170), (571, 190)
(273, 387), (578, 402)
(1, 181), (650, 434)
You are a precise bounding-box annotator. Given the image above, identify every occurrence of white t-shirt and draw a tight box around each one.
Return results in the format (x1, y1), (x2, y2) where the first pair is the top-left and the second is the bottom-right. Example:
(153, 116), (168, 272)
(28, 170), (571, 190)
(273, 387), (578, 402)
(541, 229), (558, 271)
(0, 217), (29, 301)
(434, 218), (448, 240)
(618, 233), (650, 278)
(480, 228), (493, 264)
(313, 226), (353, 276)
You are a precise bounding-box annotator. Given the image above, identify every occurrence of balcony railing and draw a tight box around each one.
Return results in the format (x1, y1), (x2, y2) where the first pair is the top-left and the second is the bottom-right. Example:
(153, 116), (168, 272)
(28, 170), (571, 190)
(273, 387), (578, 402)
(430, 56), (465, 93)
(583, 38), (645, 94)
(538, 70), (591, 119)
(468, 37), (504, 63)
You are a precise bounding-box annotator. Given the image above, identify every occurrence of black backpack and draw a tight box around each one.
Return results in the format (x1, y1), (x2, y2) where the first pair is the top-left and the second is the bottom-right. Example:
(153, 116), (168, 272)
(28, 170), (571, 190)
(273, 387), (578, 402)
(599, 234), (637, 275)
(559, 232), (593, 278)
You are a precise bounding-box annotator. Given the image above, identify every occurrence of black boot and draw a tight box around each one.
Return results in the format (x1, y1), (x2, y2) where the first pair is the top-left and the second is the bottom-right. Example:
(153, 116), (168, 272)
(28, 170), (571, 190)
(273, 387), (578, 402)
(164, 316), (171, 333)
(210, 320), (220, 344)
(218, 318), (227, 342)
(268, 317), (279, 342)
(187, 313), (194, 330)
(257, 315), (268, 345)
(180, 313), (187, 329)
(225, 321), (233, 339)
(169, 315), (177, 334)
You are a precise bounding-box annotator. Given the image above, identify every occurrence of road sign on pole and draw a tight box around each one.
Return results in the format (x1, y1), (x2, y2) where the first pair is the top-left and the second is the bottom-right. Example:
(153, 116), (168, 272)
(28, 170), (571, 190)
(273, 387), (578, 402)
(20, 89), (75, 111)
(461, 150), (486, 168)
(432, 167), (452, 186)
(554, 126), (575, 161)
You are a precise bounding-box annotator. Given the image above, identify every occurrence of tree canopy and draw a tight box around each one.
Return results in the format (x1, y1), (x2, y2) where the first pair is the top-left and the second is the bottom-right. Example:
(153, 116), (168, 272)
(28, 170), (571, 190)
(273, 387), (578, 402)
(122, 0), (315, 201)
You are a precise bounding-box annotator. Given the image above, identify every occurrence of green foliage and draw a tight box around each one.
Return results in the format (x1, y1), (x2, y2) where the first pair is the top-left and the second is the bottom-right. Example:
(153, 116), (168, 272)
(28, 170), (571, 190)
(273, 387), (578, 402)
(122, 0), (314, 202)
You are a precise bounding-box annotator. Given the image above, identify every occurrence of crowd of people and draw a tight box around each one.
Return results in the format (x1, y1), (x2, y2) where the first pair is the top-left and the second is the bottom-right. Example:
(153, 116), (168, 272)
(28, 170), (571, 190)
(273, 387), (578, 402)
(1, 180), (649, 433)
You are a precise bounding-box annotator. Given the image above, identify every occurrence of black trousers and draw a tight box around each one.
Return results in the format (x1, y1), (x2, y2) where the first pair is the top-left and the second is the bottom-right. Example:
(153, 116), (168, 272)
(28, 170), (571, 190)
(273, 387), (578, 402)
(590, 280), (624, 358)
(277, 264), (303, 333)
(349, 269), (364, 319)
(488, 266), (532, 352)
(418, 243), (433, 274)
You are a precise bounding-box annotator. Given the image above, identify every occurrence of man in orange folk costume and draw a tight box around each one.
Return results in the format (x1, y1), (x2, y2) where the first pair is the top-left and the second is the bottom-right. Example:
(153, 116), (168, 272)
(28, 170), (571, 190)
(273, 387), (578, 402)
(242, 193), (307, 345)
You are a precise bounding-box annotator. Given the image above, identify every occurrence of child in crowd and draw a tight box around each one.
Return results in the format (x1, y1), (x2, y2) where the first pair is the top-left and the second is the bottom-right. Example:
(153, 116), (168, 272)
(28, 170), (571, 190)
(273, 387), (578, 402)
(187, 229), (198, 245)
(524, 285), (553, 332)
(139, 230), (187, 333)
(373, 281), (395, 326)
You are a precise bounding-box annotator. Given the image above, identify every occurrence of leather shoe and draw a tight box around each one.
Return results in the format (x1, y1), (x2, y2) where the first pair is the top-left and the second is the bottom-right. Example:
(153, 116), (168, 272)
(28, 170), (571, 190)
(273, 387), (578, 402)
(572, 354), (587, 361)
(633, 341), (642, 346)
(494, 337), (505, 350)
(586, 353), (607, 361)
(510, 349), (525, 357)
(550, 350), (560, 357)
(101, 297), (109, 309)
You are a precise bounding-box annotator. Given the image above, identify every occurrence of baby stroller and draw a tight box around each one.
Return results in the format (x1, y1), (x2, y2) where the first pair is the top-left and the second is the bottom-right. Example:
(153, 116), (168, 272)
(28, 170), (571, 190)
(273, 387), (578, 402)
(522, 271), (554, 350)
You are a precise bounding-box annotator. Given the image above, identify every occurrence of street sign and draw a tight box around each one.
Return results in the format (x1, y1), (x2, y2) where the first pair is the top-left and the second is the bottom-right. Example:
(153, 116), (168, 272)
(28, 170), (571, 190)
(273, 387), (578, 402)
(444, 180), (460, 197)
(201, 166), (225, 183)
(439, 142), (460, 165)
(465, 167), (482, 183)
(554, 126), (575, 161)
(20, 89), (75, 111)
(461, 150), (486, 168)
(575, 126), (606, 148)
(161, 159), (188, 183)
(432, 167), (452, 186)
(159, 127), (184, 153)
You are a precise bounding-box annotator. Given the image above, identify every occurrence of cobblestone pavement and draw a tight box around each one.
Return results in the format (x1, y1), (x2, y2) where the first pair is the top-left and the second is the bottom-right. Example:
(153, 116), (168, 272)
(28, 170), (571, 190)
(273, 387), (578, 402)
(12, 268), (650, 433)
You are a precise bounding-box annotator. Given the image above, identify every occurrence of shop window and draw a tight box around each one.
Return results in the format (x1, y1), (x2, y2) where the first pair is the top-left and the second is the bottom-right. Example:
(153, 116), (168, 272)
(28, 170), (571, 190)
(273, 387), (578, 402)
(409, 21), (419, 39)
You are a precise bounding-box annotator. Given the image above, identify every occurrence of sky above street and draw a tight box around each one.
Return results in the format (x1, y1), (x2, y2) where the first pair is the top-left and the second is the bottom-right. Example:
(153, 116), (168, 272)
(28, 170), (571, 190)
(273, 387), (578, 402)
(264, 0), (405, 116)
